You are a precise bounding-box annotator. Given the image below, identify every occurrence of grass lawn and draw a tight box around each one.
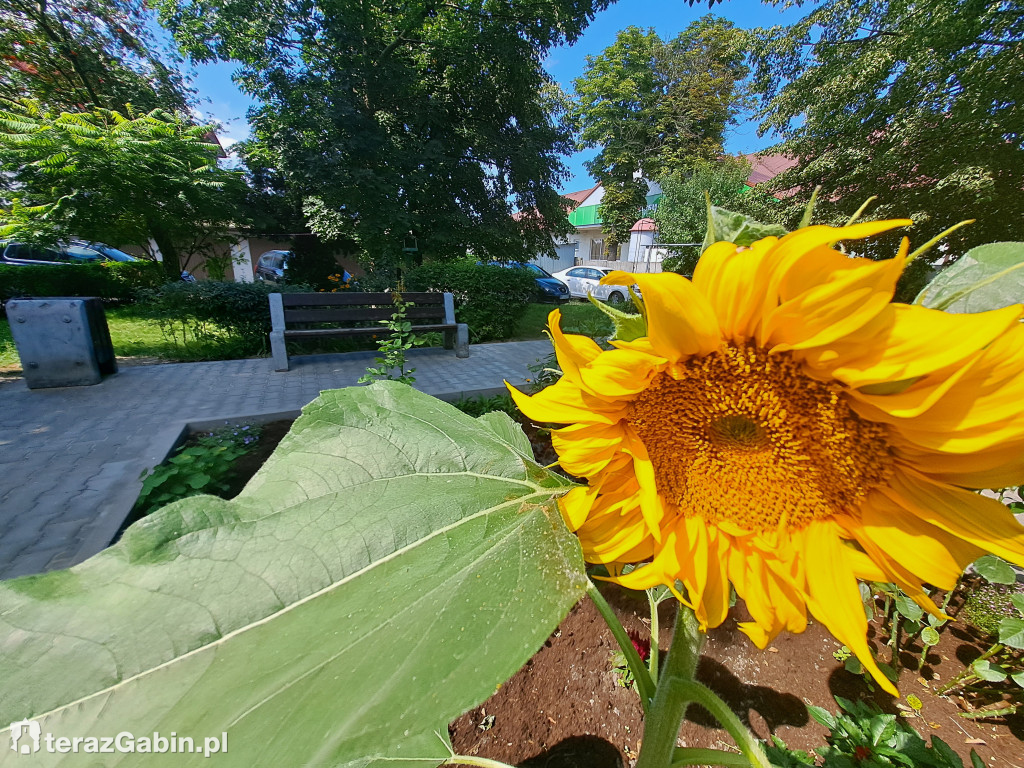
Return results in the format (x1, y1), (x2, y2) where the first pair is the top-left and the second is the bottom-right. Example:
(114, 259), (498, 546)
(0, 305), (218, 376)
(1, 300), (621, 377)
(514, 300), (617, 340)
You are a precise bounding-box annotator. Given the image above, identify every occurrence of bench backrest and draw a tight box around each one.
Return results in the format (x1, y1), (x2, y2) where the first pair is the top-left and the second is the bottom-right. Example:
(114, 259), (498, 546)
(270, 292), (456, 329)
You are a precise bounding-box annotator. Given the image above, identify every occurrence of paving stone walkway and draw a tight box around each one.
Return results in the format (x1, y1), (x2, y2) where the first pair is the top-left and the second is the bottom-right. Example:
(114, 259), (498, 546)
(0, 341), (552, 580)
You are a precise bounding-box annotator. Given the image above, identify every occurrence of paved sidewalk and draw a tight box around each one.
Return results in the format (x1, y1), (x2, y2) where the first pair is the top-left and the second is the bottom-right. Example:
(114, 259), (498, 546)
(0, 341), (552, 581)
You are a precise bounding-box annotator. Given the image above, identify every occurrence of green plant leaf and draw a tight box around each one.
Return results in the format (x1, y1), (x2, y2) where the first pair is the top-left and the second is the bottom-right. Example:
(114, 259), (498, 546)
(702, 205), (787, 252)
(806, 704), (837, 730)
(0, 383), (587, 767)
(895, 592), (924, 622)
(917, 242), (1024, 312)
(972, 555), (1017, 585)
(921, 627), (940, 647)
(475, 411), (533, 456)
(186, 472), (212, 489)
(971, 659), (1009, 682)
(998, 617), (1024, 650)
(586, 293), (646, 342)
(859, 581), (875, 621)
(1010, 594), (1024, 616)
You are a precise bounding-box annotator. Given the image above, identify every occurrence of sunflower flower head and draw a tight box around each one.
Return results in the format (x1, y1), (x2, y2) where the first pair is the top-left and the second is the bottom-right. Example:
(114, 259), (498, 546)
(509, 221), (1024, 696)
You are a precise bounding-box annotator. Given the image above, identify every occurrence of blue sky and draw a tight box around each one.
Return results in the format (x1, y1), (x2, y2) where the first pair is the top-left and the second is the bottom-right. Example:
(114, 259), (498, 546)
(187, 0), (807, 193)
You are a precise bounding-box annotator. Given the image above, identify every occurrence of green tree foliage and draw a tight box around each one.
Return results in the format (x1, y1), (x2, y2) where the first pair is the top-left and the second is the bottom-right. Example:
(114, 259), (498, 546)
(655, 157), (783, 275)
(0, 0), (191, 113)
(0, 101), (247, 275)
(572, 17), (749, 255)
(155, 0), (615, 265)
(750, 0), (1024, 253)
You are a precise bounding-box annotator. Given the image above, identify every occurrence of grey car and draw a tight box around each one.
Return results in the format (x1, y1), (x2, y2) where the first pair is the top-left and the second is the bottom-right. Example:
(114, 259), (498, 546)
(0, 240), (139, 266)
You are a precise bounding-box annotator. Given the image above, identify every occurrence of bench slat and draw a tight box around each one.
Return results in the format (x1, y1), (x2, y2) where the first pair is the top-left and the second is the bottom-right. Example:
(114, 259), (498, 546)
(280, 292), (445, 307)
(284, 323), (456, 339)
(284, 306), (446, 324)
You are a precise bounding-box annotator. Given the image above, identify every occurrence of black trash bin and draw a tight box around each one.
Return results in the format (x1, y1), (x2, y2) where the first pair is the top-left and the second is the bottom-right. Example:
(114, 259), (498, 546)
(6, 297), (117, 389)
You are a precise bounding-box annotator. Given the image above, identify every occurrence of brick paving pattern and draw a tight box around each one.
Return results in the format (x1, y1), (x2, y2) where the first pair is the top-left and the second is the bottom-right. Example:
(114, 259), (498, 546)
(0, 341), (552, 580)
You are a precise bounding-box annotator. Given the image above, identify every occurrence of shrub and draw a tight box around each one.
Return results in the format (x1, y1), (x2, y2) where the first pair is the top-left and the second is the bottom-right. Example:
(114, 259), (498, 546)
(138, 280), (309, 356)
(0, 261), (166, 305)
(394, 260), (537, 342)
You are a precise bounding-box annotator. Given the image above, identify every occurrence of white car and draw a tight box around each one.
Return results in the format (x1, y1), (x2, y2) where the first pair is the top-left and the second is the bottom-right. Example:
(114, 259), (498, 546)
(551, 266), (631, 303)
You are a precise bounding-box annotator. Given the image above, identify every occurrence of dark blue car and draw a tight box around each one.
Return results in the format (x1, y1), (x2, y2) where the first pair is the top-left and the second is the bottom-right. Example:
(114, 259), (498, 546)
(482, 261), (570, 302)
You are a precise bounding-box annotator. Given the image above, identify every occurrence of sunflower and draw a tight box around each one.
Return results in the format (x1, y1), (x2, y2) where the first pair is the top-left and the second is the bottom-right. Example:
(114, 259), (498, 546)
(509, 220), (1024, 695)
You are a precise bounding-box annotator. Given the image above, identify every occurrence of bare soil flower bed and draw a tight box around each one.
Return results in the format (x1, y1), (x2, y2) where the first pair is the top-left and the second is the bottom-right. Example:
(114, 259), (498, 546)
(449, 587), (1024, 768)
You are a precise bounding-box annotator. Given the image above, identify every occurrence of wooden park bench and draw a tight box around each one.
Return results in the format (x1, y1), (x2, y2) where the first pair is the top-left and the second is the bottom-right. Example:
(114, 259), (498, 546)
(269, 291), (469, 371)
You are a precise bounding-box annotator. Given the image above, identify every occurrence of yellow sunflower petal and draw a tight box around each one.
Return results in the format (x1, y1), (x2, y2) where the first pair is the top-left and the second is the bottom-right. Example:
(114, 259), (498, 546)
(623, 428), (666, 542)
(577, 347), (666, 398)
(857, 491), (983, 589)
(602, 270), (721, 360)
(559, 485), (597, 532)
(803, 522), (898, 696)
(757, 219), (912, 333)
(548, 308), (602, 380)
(551, 422), (628, 477)
(612, 526), (683, 591)
(692, 238), (775, 342)
(802, 303), (1023, 388)
(884, 469), (1024, 568)
(506, 377), (626, 425)
(891, 436), (1024, 489)
(762, 249), (906, 352)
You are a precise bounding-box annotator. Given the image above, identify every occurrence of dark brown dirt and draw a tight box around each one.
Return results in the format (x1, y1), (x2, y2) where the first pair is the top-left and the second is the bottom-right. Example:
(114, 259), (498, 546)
(449, 584), (1024, 768)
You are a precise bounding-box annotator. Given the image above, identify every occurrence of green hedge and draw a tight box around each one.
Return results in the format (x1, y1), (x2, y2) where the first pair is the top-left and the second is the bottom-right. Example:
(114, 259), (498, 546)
(0, 261), (166, 304)
(388, 261), (538, 342)
(138, 281), (310, 355)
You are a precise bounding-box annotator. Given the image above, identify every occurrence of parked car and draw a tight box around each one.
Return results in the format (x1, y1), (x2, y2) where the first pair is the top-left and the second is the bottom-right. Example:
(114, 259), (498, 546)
(255, 249), (352, 286)
(551, 266), (631, 303)
(254, 249), (289, 283)
(481, 261), (570, 302)
(0, 240), (139, 266)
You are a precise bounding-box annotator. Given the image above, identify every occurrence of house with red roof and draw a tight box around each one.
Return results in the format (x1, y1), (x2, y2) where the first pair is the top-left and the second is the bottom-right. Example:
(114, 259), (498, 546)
(539, 153), (794, 274)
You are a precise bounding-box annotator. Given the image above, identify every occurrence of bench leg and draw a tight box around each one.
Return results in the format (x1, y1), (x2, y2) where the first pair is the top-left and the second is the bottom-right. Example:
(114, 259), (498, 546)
(443, 328), (454, 350)
(455, 323), (470, 358)
(270, 330), (290, 371)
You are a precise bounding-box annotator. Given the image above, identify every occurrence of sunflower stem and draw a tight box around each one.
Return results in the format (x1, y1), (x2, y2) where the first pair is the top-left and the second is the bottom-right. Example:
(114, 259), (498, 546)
(442, 757), (519, 768)
(673, 680), (772, 768)
(671, 746), (750, 767)
(648, 589), (660, 682)
(634, 605), (705, 768)
(587, 580), (656, 712)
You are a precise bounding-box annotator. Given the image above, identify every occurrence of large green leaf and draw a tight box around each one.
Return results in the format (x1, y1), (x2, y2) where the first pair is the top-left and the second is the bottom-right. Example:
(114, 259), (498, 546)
(702, 205), (787, 252)
(971, 554), (1017, 585)
(0, 383), (586, 767)
(916, 242), (1024, 312)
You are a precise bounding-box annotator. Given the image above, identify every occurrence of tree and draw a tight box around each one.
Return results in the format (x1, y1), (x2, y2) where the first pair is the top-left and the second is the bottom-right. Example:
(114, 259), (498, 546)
(0, 0), (191, 113)
(0, 101), (247, 276)
(749, 0), (1024, 253)
(154, 0), (619, 266)
(654, 157), (785, 275)
(572, 16), (749, 256)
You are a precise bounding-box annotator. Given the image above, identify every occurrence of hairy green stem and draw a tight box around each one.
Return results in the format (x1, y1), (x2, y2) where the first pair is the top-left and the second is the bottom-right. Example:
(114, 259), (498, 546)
(675, 680), (772, 768)
(587, 580), (656, 711)
(671, 746), (750, 767)
(634, 605), (705, 768)
(648, 589), (660, 682)
(443, 757), (519, 768)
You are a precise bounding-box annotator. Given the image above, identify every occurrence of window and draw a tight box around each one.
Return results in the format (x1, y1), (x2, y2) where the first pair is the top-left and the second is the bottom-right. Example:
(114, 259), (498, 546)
(589, 239), (604, 259)
(64, 246), (103, 262)
(5, 244), (66, 262)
